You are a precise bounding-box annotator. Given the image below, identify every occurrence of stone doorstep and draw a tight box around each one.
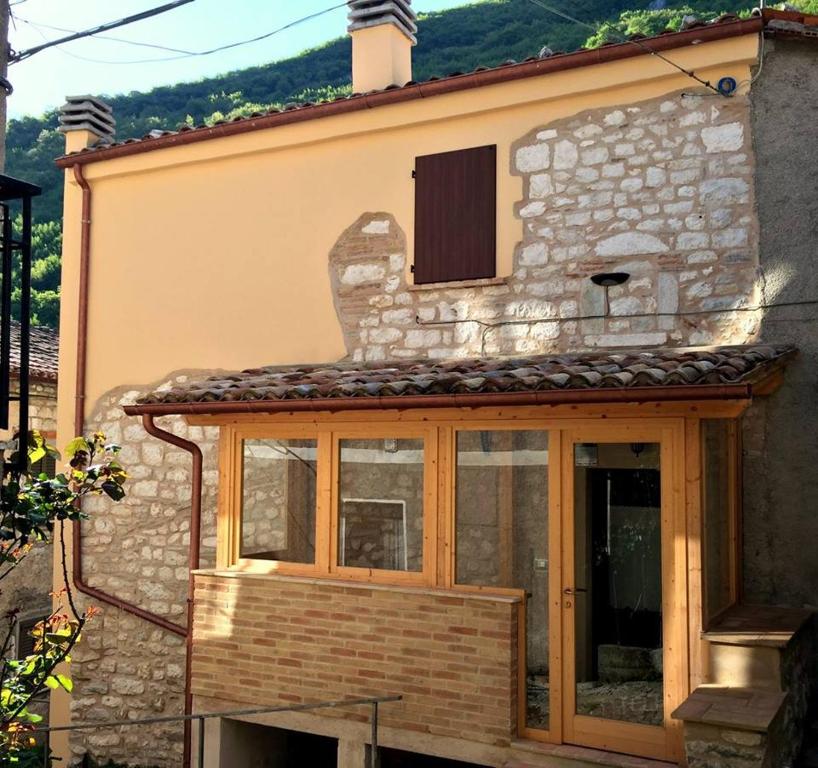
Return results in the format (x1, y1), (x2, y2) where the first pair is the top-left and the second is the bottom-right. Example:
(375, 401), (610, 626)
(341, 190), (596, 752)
(508, 740), (676, 768)
(671, 685), (787, 733)
(702, 604), (814, 649)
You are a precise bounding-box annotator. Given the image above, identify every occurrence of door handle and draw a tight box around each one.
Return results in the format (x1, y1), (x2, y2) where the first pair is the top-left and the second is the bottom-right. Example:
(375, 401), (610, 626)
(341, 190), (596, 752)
(563, 587), (588, 595)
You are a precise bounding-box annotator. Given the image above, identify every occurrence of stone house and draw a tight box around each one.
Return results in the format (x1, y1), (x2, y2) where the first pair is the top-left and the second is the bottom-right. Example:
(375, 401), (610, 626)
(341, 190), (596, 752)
(49, 4), (818, 767)
(0, 322), (58, 654)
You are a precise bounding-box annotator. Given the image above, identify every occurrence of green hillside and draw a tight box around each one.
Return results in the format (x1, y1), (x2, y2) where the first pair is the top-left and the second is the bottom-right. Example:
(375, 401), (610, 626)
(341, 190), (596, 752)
(4, 0), (787, 326)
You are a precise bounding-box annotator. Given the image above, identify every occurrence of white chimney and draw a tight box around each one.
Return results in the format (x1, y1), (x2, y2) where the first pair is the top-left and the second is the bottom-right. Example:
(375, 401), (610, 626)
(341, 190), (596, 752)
(348, 1), (417, 93)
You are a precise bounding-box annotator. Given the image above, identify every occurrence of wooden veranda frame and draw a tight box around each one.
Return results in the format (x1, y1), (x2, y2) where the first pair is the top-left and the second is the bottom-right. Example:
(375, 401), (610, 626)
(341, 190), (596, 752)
(208, 400), (747, 761)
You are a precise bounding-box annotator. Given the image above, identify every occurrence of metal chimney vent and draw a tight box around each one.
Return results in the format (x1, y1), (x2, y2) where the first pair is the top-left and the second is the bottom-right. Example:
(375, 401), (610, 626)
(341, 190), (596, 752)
(348, 0), (417, 43)
(58, 94), (116, 145)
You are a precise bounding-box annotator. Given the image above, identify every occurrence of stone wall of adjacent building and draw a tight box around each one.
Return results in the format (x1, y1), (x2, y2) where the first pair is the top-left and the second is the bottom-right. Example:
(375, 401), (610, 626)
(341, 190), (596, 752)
(743, 36), (818, 611)
(68, 373), (221, 767)
(0, 377), (58, 644)
(330, 90), (759, 362)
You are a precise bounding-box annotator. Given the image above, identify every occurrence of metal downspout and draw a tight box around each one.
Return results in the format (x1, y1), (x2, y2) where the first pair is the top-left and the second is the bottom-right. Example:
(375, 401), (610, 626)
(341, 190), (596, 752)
(141, 414), (203, 768)
(70, 164), (198, 766)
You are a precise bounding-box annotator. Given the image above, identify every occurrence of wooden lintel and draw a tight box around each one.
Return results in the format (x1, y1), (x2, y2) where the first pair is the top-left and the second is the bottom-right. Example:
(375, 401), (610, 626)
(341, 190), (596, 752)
(184, 399), (750, 427)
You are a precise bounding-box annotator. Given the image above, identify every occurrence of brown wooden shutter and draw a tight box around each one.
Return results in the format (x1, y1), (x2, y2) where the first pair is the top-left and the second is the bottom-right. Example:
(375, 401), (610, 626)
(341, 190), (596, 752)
(413, 145), (497, 284)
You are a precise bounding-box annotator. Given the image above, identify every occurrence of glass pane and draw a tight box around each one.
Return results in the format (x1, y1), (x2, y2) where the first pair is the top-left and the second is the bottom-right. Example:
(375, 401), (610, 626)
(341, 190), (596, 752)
(573, 442), (664, 726)
(702, 420), (733, 622)
(241, 438), (317, 563)
(455, 430), (550, 731)
(338, 438), (424, 572)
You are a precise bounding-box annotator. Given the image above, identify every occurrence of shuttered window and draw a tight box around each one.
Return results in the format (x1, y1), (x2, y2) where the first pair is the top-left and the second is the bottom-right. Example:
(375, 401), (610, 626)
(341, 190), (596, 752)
(413, 145), (497, 284)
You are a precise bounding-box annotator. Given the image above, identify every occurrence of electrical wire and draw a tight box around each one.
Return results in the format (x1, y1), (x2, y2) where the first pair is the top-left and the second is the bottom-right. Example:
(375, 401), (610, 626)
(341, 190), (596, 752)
(14, 16), (197, 56)
(526, 0), (725, 96)
(9, 0), (196, 63)
(418, 296), (818, 328)
(11, 2), (348, 66)
(416, 297), (818, 356)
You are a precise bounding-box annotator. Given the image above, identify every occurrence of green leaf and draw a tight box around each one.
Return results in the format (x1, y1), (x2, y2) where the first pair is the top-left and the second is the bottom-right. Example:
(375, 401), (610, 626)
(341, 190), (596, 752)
(44, 676), (59, 690)
(55, 673), (73, 693)
(27, 445), (46, 465)
(101, 480), (126, 501)
(64, 437), (89, 460)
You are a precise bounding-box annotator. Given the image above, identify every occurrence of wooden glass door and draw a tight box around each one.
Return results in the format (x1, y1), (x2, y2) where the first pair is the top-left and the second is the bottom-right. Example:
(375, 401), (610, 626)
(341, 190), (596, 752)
(560, 424), (685, 762)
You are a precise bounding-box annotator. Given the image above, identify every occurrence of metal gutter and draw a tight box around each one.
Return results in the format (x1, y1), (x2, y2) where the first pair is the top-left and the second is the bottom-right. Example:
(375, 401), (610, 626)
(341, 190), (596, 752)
(122, 383), (755, 418)
(70, 164), (186, 636)
(55, 17), (763, 169)
(69, 165), (197, 766)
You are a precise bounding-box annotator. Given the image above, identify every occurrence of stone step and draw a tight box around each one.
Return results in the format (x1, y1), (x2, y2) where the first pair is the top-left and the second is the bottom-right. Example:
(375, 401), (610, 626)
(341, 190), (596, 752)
(706, 640), (783, 691)
(703, 605), (814, 692)
(672, 685), (787, 767)
(507, 740), (676, 768)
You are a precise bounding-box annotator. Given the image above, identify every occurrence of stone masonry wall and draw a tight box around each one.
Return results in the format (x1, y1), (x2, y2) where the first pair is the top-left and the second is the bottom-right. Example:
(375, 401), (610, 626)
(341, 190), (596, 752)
(68, 373), (221, 767)
(331, 91), (759, 361)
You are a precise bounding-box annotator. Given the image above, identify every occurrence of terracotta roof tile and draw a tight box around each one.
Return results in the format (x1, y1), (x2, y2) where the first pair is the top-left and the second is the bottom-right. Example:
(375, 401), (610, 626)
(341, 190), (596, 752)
(8, 322), (58, 381)
(135, 345), (794, 408)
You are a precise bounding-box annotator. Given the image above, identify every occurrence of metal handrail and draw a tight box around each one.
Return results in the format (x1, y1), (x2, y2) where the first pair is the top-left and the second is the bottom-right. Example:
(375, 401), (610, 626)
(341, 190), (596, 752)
(26, 694), (402, 768)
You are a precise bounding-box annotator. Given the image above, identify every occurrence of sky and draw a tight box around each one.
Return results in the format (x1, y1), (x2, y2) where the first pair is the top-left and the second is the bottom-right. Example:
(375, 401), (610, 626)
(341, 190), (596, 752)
(6, 0), (470, 119)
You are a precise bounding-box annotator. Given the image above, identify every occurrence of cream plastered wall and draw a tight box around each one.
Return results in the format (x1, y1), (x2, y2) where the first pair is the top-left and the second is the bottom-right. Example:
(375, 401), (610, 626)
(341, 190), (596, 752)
(57, 35), (758, 419)
(51, 33), (759, 756)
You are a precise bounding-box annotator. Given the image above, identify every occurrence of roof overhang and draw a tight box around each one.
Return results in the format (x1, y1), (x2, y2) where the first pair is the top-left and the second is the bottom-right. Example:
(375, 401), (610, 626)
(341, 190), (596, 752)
(122, 382), (757, 418)
(122, 345), (795, 418)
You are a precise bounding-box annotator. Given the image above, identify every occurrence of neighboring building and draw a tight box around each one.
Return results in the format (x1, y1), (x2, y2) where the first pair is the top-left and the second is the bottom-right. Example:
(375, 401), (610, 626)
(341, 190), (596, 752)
(0, 321), (59, 652)
(50, 5), (818, 767)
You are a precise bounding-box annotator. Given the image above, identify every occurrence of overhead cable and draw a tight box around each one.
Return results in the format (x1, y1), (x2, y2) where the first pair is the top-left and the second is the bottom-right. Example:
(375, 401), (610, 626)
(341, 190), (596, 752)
(12, 2), (348, 66)
(526, 0), (725, 96)
(14, 16), (197, 56)
(9, 0), (196, 63)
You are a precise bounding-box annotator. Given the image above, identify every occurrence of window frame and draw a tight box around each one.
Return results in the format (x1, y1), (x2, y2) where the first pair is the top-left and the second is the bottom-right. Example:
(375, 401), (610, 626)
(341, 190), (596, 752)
(221, 424), (330, 577)
(220, 423), (438, 585)
(700, 418), (742, 628)
(329, 425), (438, 586)
(448, 424), (555, 595)
(216, 407), (742, 611)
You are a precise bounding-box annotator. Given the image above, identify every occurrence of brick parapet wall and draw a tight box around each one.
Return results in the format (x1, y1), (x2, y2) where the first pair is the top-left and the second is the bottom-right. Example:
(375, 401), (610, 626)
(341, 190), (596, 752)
(192, 574), (520, 747)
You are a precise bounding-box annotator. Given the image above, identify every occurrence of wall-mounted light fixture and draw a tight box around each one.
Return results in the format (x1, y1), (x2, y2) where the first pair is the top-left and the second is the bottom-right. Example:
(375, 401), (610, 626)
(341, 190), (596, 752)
(590, 272), (631, 317)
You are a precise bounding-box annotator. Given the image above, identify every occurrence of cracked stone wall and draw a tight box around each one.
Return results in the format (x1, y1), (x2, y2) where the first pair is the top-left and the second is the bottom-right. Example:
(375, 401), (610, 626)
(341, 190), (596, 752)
(330, 91), (759, 360)
(68, 373), (220, 767)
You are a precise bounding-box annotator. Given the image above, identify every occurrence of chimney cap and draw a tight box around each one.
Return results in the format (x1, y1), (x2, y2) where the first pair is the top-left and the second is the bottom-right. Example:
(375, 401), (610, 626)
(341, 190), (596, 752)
(348, 0), (417, 43)
(58, 95), (115, 144)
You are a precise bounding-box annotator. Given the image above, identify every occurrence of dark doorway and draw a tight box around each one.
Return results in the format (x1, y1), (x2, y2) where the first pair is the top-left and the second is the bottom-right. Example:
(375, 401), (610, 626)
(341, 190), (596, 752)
(219, 720), (337, 767)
